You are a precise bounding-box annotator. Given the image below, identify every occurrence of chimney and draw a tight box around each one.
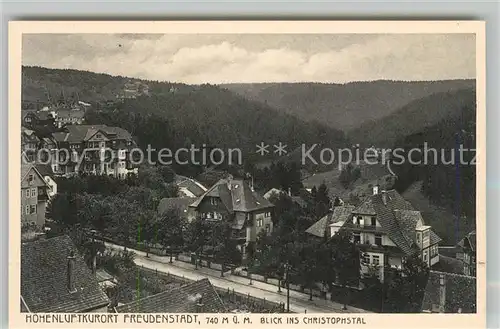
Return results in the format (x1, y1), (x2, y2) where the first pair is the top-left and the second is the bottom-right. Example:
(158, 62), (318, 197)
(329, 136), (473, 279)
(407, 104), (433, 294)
(288, 188), (291, 197)
(67, 250), (77, 293)
(373, 184), (379, 195)
(195, 294), (204, 313)
(439, 274), (446, 313)
(381, 190), (387, 205)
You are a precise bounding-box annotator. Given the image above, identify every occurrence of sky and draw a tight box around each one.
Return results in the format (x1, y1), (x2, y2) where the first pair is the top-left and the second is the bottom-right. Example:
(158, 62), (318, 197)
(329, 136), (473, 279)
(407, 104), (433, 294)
(22, 33), (476, 84)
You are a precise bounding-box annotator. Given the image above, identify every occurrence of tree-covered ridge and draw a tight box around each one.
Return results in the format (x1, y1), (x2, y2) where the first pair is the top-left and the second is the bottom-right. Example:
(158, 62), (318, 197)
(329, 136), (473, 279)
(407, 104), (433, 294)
(393, 105), (476, 244)
(24, 65), (349, 166)
(348, 88), (476, 147)
(223, 80), (475, 132)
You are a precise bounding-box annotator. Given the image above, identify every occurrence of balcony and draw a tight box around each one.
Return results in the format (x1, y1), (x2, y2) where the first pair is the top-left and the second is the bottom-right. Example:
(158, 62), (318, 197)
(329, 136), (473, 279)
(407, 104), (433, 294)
(344, 222), (385, 233)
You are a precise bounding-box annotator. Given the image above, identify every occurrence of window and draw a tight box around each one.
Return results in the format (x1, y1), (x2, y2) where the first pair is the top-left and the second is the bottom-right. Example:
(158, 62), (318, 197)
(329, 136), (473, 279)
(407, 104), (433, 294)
(372, 255), (380, 266)
(25, 190), (30, 198)
(354, 216), (361, 225)
(25, 205), (30, 214)
(257, 219), (263, 227)
(371, 217), (377, 227)
(416, 232), (422, 243)
(96, 133), (103, 139)
(375, 234), (382, 246)
(28, 174), (34, 183)
(353, 232), (361, 243)
(30, 205), (37, 214)
(31, 188), (36, 197)
(265, 212), (271, 217)
(423, 250), (428, 262)
(210, 198), (218, 205)
(361, 253), (370, 264)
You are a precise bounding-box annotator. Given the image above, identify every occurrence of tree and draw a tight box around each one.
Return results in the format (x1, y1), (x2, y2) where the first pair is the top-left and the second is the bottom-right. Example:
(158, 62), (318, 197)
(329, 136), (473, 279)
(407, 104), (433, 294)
(46, 192), (78, 228)
(156, 209), (185, 263)
(157, 165), (176, 183)
(295, 241), (321, 300)
(329, 230), (360, 310)
(212, 221), (240, 277)
(185, 216), (209, 269)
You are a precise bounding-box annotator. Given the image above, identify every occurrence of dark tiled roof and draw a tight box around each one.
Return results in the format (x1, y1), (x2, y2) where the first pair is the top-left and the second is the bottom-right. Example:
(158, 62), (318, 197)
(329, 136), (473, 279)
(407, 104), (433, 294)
(176, 177), (207, 197)
(458, 231), (476, 252)
(438, 246), (460, 258)
(21, 161), (48, 186)
(432, 255), (465, 275)
(36, 111), (54, 121)
(394, 210), (421, 245)
(158, 197), (196, 218)
(353, 198), (377, 215)
(95, 269), (114, 283)
(368, 191), (418, 255)
(57, 110), (85, 119)
(264, 189), (308, 208)
(291, 196), (308, 208)
(114, 278), (226, 313)
(421, 271), (476, 313)
(305, 215), (330, 238)
(430, 230), (442, 245)
(21, 235), (109, 313)
(35, 163), (55, 177)
(305, 205), (354, 238)
(190, 179), (273, 213)
(52, 125), (133, 143)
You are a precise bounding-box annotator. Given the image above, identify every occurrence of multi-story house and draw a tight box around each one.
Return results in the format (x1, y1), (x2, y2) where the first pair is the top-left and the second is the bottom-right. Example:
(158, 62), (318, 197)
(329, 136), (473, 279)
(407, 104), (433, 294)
(440, 231), (476, 277)
(21, 161), (50, 228)
(54, 109), (85, 128)
(188, 177), (274, 260)
(50, 124), (138, 178)
(21, 110), (55, 129)
(306, 186), (442, 284)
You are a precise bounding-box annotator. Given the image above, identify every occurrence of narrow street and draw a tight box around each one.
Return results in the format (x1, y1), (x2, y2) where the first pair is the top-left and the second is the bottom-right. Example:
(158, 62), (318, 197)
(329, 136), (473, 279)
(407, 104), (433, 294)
(103, 242), (372, 314)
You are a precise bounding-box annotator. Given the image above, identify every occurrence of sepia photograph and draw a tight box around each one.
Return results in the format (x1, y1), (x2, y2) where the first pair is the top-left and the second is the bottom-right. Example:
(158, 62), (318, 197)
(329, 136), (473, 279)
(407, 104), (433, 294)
(9, 21), (486, 328)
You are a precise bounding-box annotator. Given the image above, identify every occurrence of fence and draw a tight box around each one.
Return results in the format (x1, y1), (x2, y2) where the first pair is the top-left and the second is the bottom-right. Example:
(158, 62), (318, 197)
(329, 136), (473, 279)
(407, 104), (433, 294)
(137, 265), (287, 313)
(215, 287), (287, 313)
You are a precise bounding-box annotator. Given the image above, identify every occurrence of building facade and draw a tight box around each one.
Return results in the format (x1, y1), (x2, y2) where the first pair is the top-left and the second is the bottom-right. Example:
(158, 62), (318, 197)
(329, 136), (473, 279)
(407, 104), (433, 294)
(189, 178), (274, 259)
(21, 163), (50, 228)
(306, 186), (442, 284)
(48, 124), (138, 178)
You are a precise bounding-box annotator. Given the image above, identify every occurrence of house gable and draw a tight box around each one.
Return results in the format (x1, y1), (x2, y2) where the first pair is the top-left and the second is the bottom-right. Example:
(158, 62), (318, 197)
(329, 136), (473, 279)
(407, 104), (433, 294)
(21, 166), (48, 189)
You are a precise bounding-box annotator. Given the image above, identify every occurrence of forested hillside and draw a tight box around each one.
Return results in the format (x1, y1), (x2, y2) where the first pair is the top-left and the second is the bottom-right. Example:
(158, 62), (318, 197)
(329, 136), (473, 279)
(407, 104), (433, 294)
(392, 104), (476, 244)
(223, 80), (475, 131)
(349, 88), (476, 147)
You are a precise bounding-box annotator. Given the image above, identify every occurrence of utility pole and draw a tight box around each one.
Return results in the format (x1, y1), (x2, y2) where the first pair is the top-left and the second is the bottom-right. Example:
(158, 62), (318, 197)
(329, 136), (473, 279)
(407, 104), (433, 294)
(285, 263), (291, 312)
